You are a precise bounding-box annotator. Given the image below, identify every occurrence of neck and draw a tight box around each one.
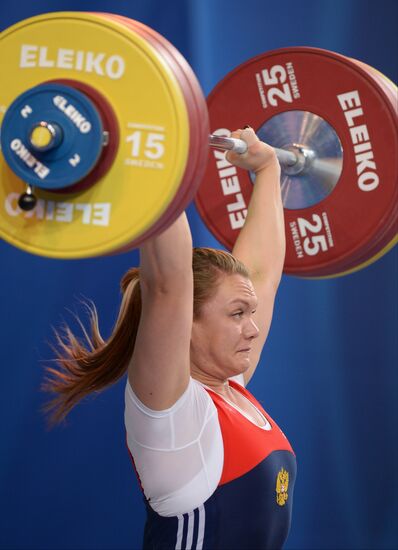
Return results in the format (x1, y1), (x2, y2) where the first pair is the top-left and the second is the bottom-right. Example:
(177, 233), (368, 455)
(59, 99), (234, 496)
(190, 364), (230, 394)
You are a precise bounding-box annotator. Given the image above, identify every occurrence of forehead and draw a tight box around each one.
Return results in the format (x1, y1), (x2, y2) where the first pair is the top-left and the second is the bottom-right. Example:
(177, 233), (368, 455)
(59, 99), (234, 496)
(212, 274), (257, 305)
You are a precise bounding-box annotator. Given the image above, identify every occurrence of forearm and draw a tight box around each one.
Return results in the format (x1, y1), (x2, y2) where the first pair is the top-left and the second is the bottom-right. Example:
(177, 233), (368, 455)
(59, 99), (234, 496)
(233, 156), (285, 286)
(140, 213), (193, 290)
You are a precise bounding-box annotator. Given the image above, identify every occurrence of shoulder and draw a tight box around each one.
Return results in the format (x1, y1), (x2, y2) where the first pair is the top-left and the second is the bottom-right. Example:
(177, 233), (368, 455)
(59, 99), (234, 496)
(125, 377), (218, 447)
(125, 377), (224, 515)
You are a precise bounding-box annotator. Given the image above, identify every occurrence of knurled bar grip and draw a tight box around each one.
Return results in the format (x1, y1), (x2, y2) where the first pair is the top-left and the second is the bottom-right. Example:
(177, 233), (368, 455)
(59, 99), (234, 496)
(209, 134), (298, 166)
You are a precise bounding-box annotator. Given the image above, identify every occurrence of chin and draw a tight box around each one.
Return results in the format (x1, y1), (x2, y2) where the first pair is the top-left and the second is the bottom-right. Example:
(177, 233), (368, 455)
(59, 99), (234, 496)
(240, 362), (251, 373)
(228, 360), (250, 377)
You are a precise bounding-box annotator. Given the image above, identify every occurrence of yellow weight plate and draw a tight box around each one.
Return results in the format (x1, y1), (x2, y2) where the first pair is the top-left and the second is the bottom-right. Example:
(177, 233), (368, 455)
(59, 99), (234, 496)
(0, 12), (189, 258)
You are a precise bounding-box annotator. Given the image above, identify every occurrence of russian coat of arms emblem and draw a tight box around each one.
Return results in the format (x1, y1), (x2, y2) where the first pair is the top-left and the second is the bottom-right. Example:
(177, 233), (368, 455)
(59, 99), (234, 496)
(276, 467), (289, 506)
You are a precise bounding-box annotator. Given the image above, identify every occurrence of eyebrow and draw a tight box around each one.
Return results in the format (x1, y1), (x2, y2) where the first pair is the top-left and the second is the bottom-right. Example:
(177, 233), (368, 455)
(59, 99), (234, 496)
(229, 298), (258, 308)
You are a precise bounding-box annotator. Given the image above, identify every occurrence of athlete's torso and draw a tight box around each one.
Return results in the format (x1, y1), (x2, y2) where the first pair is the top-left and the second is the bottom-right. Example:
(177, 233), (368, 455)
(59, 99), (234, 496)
(126, 379), (296, 550)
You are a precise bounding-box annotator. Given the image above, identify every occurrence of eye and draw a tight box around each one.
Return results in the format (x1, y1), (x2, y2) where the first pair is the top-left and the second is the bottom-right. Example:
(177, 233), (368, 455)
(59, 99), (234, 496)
(232, 311), (244, 318)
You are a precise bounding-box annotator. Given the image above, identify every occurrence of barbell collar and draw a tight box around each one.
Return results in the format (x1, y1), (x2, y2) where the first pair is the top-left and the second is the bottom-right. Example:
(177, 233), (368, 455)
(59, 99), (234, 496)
(29, 121), (63, 152)
(209, 134), (299, 167)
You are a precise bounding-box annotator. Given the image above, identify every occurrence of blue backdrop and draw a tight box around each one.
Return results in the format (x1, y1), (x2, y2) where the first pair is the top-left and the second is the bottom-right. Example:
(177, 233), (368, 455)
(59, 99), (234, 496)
(0, 1), (397, 549)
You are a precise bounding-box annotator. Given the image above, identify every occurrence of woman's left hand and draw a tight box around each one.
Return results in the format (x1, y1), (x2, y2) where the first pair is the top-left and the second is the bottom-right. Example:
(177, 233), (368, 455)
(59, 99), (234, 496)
(226, 127), (279, 174)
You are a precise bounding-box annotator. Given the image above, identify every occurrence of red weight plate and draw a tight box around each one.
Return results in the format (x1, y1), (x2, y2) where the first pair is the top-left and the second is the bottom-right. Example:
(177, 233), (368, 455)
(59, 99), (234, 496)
(309, 59), (398, 277)
(124, 17), (209, 239)
(113, 15), (208, 248)
(97, 13), (208, 253)
(103, 14), (199, 247)
(335, 62), (398, 273)
(355, 62), (397, 115)
(196, 47), (398, 277)
(93, 13), (192, 251)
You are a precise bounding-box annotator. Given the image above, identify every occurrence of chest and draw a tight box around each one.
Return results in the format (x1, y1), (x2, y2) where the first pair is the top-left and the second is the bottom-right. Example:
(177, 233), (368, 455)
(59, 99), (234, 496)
(207, 385), (294, 485)
(224, 388), (269, 428)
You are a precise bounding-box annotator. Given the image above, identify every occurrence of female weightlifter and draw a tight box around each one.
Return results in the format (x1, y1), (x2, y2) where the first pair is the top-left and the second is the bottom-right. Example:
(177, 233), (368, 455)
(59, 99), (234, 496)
(44, 127), (296, 549)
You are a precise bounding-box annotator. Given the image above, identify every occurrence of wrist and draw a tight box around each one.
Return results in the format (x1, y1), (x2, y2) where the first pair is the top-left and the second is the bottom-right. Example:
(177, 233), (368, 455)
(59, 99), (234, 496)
(254, 154), (280, 175)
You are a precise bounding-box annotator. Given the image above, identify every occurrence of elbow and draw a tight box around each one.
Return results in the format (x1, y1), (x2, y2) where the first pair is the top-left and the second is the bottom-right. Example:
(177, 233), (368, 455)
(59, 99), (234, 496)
(270, 271), (283, 293)
(262, 271), (283, 294)
(270, 253), (286, 291)
(251, 259), (284, 294)
(139, 237), (193, 292)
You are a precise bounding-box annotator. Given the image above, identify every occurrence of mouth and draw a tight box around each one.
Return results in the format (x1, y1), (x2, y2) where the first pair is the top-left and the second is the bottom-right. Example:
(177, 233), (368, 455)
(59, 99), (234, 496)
(237, 348), (252, 353)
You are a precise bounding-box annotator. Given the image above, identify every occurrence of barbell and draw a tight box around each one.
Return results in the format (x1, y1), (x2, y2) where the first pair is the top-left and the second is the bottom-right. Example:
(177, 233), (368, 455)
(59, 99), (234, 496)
(0, 12), (396, 278)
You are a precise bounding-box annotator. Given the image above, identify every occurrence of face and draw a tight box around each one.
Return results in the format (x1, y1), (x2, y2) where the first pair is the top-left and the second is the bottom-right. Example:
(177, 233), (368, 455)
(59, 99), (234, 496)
(190, 274), (260, 381)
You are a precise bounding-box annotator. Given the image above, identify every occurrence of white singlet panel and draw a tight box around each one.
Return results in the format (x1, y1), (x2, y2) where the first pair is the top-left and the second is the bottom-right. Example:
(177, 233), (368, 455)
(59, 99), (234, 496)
(125, 377), (225, 516)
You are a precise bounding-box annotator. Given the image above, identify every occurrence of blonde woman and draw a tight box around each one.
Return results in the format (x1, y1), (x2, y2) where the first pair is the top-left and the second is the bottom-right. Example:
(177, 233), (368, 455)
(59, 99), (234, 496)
(44, 127), (296, 549)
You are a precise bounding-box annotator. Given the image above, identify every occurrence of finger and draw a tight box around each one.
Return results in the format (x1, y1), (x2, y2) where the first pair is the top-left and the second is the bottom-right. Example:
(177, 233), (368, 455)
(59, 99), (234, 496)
(225, 150), (234, 163)
(240, 127), (259, 146)
(230, 129), (243, 139)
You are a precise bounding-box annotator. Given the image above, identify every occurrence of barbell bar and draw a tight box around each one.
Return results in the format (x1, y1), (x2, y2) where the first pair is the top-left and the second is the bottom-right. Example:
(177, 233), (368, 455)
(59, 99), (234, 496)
(0, 12), (396, 278)
(13, 120), (307, 206)
(209, 134), (296, 165)
(15, 129), (334, 210)
(208, 134), (342, 182)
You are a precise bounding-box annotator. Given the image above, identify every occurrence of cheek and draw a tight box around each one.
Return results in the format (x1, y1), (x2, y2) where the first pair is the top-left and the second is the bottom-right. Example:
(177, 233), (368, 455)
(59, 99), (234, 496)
(193, 314), (240, 351)
(215, 320), (241, 347)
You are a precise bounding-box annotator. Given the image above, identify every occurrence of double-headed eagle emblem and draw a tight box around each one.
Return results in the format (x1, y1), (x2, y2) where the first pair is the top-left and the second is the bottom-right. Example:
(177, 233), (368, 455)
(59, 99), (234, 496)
(276, 467), (289, 506)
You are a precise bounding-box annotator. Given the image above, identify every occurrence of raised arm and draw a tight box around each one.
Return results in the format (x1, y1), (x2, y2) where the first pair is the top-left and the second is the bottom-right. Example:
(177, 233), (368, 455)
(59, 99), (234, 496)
(226, 127), (285, 384)
(128, 213), (193, 410)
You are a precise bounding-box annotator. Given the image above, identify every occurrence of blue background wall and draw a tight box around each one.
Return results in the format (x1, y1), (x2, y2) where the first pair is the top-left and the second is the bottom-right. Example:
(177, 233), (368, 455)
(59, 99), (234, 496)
(0, 1), (397, 549)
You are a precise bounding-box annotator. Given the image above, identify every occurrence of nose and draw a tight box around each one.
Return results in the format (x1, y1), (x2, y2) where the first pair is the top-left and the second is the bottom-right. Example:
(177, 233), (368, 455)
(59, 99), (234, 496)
(244, 317), (260, 339)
